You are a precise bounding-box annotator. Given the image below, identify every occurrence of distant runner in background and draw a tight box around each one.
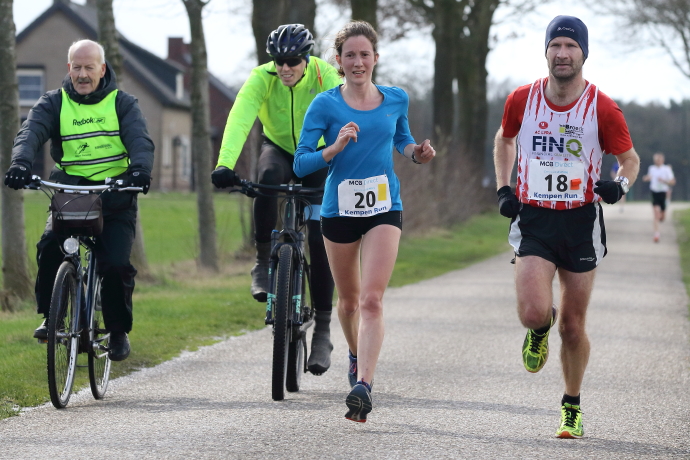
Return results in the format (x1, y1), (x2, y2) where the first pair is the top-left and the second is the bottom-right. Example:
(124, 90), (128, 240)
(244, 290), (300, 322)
(643, 152), (675, 243)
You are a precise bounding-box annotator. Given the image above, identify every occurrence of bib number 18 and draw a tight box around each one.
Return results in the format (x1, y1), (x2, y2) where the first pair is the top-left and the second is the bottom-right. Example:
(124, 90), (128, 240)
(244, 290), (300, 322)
(544, 174), (568, 192)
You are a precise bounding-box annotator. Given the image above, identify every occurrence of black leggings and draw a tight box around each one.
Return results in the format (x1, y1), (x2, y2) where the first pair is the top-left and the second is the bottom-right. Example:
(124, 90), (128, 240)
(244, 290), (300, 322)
(36, 188), (137, 333)
(254, 140), (334, 311)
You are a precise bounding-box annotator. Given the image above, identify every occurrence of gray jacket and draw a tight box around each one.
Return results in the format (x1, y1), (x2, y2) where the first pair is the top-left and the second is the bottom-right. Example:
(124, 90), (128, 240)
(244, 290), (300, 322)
(11, 62), (154, 180)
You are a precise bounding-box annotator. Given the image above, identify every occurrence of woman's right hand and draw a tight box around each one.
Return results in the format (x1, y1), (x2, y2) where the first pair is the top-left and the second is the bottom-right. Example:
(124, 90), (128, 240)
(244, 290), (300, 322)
(322, 122), (360, 162)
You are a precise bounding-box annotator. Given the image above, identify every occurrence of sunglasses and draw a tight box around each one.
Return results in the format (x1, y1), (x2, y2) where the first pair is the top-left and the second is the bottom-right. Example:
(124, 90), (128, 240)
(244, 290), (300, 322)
(275, 57), (303, 67)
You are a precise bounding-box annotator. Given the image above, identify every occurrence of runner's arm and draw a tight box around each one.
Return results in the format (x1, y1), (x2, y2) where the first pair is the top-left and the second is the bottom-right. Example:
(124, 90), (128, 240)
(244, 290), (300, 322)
(614, 148), (640, 186)
(493, 126), (517, 190)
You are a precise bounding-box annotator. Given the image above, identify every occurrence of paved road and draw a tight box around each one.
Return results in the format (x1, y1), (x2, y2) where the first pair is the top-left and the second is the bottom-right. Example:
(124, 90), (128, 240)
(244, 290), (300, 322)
(1, 202), (689, 459)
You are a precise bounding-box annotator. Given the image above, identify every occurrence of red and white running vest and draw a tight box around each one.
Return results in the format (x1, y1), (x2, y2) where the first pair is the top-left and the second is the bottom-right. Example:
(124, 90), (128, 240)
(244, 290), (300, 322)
(516, 78), (603, 210)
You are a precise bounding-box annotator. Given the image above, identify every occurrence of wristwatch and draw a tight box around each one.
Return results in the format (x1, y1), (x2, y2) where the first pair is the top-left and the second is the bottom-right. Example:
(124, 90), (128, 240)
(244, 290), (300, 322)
(411, 153), (422, 164)
(614, 176), (630, 194)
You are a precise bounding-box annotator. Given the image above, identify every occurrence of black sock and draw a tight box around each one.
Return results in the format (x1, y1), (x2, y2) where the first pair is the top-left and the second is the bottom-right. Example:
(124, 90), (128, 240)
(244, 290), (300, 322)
(534, 309), (555, 335)
(562, 393), (580, 406)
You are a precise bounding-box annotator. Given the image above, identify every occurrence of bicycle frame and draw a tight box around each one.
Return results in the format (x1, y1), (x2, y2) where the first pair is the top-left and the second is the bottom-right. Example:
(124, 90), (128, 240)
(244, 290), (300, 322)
(266, 188), (309, 328)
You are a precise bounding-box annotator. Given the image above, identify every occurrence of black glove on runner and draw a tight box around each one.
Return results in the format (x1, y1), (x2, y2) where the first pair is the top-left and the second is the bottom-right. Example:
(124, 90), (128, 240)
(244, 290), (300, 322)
(593, 180), (623, 204)
(497, 185), (520, 218)
(127, 170), (151, 194)
(4, 164), (32, 190)
(211, 166), (240, 188)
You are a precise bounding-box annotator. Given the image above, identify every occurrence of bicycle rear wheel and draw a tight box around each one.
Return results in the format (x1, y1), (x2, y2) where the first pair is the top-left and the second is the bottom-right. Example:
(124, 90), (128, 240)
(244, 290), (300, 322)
(286, 334), (305, 392)
(272, 244), (293, 401)
(88, 275), (111, 399)
(47, 261), (79, 409)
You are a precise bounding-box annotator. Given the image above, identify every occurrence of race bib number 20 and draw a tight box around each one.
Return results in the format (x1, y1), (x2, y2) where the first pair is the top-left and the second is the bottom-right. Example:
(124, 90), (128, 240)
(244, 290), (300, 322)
(338, 175), (392, 217)
(528, 159), (585, 202)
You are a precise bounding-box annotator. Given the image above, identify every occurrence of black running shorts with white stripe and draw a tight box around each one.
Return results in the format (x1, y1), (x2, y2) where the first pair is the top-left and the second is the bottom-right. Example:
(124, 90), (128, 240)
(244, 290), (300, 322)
(508, 202), (606, 273)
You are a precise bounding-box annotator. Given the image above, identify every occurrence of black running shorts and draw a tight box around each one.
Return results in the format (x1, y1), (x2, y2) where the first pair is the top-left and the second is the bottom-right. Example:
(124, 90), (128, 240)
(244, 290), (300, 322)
(651, 191), (667, 211)
(508, 202), (606, 273)
(321, 211), (403, 244)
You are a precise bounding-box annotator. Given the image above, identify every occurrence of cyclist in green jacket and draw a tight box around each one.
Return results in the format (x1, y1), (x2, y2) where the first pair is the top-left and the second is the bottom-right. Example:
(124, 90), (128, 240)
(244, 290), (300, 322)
(211, 24), (341, 375)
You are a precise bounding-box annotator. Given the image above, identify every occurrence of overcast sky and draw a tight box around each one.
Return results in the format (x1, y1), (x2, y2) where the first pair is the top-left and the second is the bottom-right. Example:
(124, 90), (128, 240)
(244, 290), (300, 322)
(13, 0), (690, 105)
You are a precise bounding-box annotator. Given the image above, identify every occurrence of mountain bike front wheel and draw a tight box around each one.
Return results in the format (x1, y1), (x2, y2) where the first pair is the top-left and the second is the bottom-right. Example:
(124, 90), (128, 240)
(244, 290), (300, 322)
(47, 261), (79, 409)
(271, 244), (294, 401)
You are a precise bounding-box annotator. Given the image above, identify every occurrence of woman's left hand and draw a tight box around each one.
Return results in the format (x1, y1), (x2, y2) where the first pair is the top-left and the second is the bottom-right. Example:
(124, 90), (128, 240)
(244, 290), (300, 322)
(413, 139), (436, 164)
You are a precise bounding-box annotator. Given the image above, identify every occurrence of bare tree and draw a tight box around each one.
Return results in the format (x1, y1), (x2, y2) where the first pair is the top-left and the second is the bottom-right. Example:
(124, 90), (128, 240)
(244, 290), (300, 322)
(183, 0), (219, 271)
(0, 0), (33, 310)
(351, 0), (377, 30)
(252, 0), (317, 65)
(599, 0), (690, 79)
(94, 0), (152, 279)
(407, 0), (546, 169)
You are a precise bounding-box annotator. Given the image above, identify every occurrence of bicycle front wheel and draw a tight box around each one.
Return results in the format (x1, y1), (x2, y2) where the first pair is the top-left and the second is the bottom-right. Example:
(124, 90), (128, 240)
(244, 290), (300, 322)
(47, 261), (79, 409)
(272, 244), (293, 401)
(88, 275), (111, 399)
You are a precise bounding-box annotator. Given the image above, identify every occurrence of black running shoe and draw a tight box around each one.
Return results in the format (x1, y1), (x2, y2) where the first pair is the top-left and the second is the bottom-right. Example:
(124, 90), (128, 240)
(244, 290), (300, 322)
(33, 318), (48, 340)
(345, 381), (373, 423)
(108, 331), (130, 361)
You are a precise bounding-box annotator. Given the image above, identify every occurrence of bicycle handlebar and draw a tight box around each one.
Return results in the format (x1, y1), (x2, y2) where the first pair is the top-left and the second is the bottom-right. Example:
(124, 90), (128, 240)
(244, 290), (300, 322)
(26, 175), (144, 193)
(233, 179), (323, 198)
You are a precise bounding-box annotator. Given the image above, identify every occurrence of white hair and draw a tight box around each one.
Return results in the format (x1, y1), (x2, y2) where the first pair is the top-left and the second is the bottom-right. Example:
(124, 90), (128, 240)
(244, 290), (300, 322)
(68, 39), (106, 64)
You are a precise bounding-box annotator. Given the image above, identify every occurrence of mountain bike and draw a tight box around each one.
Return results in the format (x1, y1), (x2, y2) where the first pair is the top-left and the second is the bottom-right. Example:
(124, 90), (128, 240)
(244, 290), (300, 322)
(231, 180), (323, 401)
(27, 176), (142, 408)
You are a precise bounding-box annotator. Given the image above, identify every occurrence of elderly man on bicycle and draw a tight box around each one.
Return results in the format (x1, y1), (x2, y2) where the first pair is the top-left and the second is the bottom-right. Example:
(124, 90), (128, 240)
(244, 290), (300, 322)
(211, 24), (341, 375)
(4, 39), (153, 362)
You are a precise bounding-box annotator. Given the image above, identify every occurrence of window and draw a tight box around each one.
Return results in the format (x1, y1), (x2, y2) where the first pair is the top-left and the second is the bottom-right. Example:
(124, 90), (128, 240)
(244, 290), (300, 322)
(17, 69), (44, 105)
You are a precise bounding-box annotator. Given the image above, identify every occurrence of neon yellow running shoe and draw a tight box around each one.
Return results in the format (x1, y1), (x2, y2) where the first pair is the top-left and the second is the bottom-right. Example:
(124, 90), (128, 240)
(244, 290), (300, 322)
(556, 403), (584, 438)
(522, 306), (556, 373)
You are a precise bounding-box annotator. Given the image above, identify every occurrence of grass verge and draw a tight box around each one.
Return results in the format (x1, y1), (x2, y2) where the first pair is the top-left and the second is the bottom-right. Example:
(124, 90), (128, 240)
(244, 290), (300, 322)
(0, 200), (510, 419)
(675, 208), (690, 309)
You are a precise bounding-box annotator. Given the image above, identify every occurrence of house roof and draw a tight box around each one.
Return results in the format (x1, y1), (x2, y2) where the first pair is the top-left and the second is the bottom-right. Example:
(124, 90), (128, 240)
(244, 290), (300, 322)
(16, 0), (215, 109)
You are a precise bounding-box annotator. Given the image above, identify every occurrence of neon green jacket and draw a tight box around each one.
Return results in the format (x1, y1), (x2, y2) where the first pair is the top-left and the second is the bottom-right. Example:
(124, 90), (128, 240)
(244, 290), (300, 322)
(217, 56), (341, 169)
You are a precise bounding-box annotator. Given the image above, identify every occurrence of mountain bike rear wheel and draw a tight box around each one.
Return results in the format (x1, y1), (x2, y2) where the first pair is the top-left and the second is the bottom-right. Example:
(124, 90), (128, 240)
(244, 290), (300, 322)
(272, 244), (293, 401)
(286, 333), (305, 392)
(88, 275), (111, 399)
(47, 261), (79, 409)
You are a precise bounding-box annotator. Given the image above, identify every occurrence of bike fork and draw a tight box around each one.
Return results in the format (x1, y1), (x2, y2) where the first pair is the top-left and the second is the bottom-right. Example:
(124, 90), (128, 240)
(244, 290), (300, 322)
(265, 230), (280, 325)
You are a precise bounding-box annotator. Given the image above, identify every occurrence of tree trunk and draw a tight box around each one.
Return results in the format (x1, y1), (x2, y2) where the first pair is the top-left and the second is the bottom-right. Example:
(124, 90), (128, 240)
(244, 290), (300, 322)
(351, 0), (377, 30)
(95, 0), (123, 79)
(430, 0), (456, 146)
(183, 0), (218, 271)
(455, 0), (498, 176)
(0, 0), (33, 311)
(285, 0), (316, 33)
(95, 0), (152, 279)
(252, 0), (285, 65)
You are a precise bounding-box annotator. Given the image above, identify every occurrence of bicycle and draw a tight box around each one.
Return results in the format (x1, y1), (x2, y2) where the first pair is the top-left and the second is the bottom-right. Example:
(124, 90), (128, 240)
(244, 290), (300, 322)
(27, 176), (142, 408)
(231, 179), (323, 401)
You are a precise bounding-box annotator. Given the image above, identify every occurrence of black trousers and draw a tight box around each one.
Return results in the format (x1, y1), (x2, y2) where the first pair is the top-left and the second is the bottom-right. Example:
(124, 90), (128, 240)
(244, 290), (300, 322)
(254, 139), (334, 311)
(35, 172), (138, 333)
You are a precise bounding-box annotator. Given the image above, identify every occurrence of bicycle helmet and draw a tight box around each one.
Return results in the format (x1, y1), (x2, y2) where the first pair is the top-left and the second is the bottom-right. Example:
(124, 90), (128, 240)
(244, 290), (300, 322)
(266, 24), (314, 59)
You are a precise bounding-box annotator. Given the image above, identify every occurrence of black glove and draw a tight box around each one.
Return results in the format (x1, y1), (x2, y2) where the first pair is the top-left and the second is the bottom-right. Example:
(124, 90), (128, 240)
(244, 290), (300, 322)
(593, 180), (623, 204)
(127, 169), (151, 194)
(497, 185), (520, 218)
(4, 164), (32, 190)
(211, 166), (240, 188)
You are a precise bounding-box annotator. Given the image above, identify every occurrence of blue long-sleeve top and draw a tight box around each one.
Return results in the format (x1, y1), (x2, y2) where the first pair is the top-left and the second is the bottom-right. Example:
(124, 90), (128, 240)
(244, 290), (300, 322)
(293, 85), (416, 218)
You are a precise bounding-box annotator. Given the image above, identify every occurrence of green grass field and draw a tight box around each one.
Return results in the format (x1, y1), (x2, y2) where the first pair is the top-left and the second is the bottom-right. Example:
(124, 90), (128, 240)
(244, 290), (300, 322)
(0, 192), (511, 419)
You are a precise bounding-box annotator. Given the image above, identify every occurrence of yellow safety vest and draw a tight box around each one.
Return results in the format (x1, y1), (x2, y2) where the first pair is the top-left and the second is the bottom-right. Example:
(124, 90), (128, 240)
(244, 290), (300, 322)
(59, 89), (129, 180)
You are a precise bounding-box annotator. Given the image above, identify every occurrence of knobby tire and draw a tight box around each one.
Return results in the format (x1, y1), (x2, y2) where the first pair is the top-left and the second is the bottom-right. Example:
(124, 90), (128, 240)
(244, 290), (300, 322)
(272, 245), (293, 401)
